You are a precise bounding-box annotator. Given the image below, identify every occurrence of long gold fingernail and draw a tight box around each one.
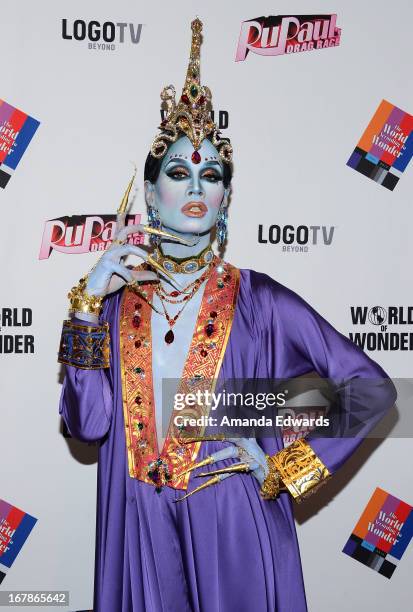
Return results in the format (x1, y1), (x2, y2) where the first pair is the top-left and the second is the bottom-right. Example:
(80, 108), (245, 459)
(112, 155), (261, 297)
(180, 434), (226, 444)
(173, 475), (221, 502)
(142, 226), (197, 246)
(195, 463), (250, 478)
(174, 456), (214, 479)
(118, 165), (137, 214)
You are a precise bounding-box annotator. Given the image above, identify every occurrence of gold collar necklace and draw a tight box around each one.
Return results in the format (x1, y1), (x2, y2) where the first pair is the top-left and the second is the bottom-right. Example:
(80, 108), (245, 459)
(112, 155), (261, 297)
(152, 244), (214, 274)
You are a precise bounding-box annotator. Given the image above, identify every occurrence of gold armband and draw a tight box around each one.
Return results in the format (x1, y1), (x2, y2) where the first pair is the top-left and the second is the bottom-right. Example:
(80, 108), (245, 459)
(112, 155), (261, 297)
(68, 277), (104, 317)
(270, 439), (331, 503)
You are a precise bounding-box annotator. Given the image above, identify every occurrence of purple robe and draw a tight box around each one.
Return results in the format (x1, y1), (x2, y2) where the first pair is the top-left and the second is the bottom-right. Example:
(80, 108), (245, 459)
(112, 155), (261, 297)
(59, 269), (396, 612)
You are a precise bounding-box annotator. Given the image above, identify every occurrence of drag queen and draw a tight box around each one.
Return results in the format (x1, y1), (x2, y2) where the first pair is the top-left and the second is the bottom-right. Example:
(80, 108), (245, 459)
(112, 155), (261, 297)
(58, 20), (396, 612)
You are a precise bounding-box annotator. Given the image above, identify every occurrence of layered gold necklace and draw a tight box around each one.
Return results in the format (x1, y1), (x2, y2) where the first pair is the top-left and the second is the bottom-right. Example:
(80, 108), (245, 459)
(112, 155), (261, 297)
(138, 245), (215, 343)
(154, 265), (212, 343)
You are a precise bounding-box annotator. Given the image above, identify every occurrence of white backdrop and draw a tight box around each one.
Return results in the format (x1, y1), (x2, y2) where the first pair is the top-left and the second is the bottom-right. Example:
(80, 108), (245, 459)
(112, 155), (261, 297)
(1, 0), (412, 610)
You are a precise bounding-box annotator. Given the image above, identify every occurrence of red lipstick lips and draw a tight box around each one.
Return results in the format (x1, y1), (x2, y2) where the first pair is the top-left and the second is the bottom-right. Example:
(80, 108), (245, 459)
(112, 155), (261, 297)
(181, 201), (208, 218)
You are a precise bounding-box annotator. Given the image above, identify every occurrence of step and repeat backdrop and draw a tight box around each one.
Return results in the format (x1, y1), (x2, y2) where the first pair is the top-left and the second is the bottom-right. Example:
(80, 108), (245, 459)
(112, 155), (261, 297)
(1, 1), (412, 610)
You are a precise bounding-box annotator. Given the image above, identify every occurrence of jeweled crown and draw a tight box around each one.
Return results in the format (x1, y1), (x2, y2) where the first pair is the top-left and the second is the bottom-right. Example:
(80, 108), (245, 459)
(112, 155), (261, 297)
(150, 19), (233, 165)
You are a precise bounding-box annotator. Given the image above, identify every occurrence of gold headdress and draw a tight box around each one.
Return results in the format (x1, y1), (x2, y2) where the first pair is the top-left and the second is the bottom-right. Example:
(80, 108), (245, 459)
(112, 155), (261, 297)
(150, 18), (233, 165)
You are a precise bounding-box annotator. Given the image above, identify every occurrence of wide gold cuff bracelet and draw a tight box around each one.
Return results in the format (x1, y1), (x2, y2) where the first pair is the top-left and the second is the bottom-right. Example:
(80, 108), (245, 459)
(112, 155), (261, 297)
(58, 320), (110, 369)
(270, 439), (331, 503)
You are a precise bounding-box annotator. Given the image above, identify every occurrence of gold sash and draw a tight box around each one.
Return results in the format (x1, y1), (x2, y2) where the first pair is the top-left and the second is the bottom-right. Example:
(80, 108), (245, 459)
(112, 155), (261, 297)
(119, 258), (240, 490)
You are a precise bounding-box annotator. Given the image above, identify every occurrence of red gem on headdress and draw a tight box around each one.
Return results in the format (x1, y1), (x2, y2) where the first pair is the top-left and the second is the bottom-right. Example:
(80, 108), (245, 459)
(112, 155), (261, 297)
(160, 119), (167, 127)
(181, 94), (190, 105)
(198, 95), (205, 105)
(191, 150), (201, 164)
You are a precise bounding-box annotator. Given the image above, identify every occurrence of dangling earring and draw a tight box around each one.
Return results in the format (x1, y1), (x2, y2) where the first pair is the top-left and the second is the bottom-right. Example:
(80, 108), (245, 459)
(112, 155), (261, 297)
(147, 193), (162, 246)
(216, 193), (228, 247)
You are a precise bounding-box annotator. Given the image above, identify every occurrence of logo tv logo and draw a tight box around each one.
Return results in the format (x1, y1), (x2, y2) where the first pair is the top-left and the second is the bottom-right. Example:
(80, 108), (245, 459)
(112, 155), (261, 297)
(258, 224), (335, 252)
(236, 14), (341, 61)
(62, 19), (143, 50)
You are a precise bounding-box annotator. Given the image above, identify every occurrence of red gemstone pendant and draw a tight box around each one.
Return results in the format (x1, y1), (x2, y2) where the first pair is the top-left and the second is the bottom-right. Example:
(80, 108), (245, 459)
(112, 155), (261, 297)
(165, 329), (175, 344)
(191, 150), (201, 164)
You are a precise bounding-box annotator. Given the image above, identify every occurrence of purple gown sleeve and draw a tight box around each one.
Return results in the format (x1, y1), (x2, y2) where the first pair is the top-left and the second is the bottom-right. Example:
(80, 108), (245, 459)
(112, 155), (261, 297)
(257, 272), (397, 495)
(58, 303), (116, 443)
(59, 366), (113, 442)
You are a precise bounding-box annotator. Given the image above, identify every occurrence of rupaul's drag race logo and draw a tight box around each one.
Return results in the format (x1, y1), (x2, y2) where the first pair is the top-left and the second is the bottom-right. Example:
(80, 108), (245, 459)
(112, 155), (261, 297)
(61, 19), (143, 51)
(349, 306), (413, 351)
(39, 214), (144, 259)
(280, 406), (328, 445)
(235, 14), (341, 61)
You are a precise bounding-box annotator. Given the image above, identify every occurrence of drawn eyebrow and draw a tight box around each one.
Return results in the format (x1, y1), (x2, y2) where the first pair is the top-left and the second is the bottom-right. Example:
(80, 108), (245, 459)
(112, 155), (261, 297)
(165, 158), (190, 168)
(164, 158), (222, 171)
(203, 161), (221, 168)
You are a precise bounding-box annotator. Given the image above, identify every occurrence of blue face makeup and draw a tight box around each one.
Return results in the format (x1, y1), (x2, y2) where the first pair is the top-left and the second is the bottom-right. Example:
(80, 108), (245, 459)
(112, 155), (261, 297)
(147, 136), (227, 236)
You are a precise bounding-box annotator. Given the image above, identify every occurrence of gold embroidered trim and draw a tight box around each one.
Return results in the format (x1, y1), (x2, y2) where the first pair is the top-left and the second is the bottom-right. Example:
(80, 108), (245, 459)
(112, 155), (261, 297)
(119, 258), (240, 490)
(270, 438), (331, 502)
(164, 263), (240, 489)
(119, 285), (159, 484)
